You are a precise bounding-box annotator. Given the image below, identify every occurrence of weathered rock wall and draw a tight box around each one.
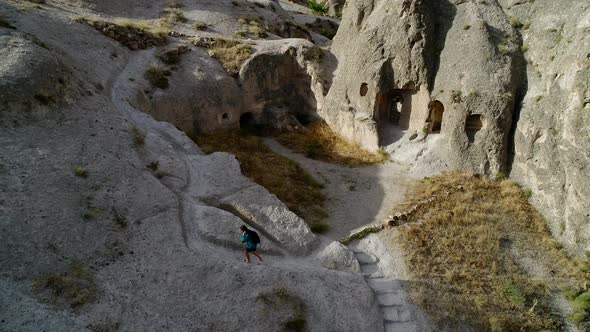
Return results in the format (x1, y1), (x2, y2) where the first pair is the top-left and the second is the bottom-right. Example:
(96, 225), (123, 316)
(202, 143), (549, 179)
(322, 0), (524, 175)
(501, 0), (590, 255)
(0, 2), (382, 330)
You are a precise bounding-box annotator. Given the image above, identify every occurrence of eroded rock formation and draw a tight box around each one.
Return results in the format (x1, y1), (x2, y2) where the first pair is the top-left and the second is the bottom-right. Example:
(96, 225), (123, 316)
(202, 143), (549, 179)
(501, 0), (590, 255)
(321, 0), (524, 176)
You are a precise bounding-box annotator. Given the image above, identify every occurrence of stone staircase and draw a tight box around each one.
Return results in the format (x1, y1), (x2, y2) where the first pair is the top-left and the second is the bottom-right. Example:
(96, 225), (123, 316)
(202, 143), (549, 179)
(353, 250), (430, 332)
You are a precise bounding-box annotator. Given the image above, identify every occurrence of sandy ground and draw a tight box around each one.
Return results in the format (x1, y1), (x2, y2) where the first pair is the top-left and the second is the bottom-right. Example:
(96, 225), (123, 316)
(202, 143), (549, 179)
(264, 138), (418, 240)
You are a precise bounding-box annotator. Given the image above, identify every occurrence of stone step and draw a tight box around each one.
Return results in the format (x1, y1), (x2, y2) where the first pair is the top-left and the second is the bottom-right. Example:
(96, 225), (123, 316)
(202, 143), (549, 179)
(355, 251), (379, 264)
(359, 262), (379, 274)
(367, 279), (403, 293)
(384, 321), (420, 332)
(377, 292), (406, 306)
(382, 306), (414, 322)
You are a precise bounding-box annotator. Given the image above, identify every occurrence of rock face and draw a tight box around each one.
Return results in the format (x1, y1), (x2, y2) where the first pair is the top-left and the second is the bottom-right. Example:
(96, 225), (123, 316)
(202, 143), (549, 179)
(0, 2), (382, 331)
(500, 0), (590, 255)
(132, 38), (331, 136)
(321, 0), (524, 175)
(321, 0), (589, 254)
(133, 45), (243, 137)
(0, 31), (73, 116)
(240, 39), (329, 129)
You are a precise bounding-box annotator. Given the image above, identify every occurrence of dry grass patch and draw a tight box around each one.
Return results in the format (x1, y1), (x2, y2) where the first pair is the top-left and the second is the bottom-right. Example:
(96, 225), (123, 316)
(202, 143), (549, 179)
(208, 39), (253, 76)
(116, 18), (170, 37)
(195, 131), (328, 233)
(145, 64), (170, 89)
(276, 122), (388, 166)
(33, 262), (97, 308)
(393, 172), (589, 330)
(161, 8), (187, 28)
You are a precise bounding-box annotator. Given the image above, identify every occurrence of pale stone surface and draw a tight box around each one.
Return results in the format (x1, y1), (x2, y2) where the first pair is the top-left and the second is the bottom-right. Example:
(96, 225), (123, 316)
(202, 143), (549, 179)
(321, 0), (524, 176)
(316, 241), (361, 273)
(499, 0), (590, 255)
(0, 1), (381, 331)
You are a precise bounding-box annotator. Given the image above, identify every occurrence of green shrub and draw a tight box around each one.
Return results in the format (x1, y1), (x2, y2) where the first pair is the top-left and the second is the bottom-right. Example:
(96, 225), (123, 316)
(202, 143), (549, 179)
(194, 22), (207, 31)
(307, 0), (328, 16)
(570, 291), (590, 323)
(145, 65), (169, 89)
(503, 281), (526, 307)
(509, 17), (523, 29)
(498, 41), (510, 55)
(74, 166), (88, 178)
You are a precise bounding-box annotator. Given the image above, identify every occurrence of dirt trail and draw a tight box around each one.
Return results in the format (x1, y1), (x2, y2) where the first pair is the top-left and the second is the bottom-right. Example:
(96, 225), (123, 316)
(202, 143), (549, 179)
(263, 138), (416, 240)
(264, 138), (433, 331)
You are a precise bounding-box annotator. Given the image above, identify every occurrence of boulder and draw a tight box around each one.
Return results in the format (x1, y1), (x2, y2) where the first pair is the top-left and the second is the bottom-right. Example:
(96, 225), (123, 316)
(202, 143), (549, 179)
(220, 185), (319, 255)
(316, 241), (361, 273)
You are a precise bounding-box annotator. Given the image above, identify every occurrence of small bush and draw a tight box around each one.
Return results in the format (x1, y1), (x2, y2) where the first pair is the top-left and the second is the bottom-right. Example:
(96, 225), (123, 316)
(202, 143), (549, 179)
(113, 209), (128, 229)
(463, 24), (471, 30)
(82, 209), (98, 220)
(74, 166), (88, 178)
(194, 22), (208, 31)
(570, 291), (590, 323)
(146, 161), (159, 171)
(503, 281), (526, 307)
(510, 17), (523, 29)
(451, 90), (463, 103)
(145, 64), (169, 89)
(130, 126), (146, 146)
(498, 41), (510, 55)
(307, 0), (328, 16)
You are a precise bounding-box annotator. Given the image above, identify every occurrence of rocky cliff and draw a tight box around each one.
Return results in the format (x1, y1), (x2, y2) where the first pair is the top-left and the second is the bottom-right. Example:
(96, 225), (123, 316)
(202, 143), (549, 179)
(500, 0), (590, 255)
(323, 0), (589, 255)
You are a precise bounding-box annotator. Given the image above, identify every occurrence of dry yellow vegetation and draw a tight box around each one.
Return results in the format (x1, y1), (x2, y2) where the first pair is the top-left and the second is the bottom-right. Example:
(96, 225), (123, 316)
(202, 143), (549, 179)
(208, 39), (253, 76)
(276, 122), (388, 166)
(194, 131), (329, 233)
(393, 172), (590, 330)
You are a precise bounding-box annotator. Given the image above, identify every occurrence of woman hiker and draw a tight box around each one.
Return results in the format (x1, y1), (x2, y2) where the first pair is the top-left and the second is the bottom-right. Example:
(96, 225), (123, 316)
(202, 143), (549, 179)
(240, 225), (263, 264)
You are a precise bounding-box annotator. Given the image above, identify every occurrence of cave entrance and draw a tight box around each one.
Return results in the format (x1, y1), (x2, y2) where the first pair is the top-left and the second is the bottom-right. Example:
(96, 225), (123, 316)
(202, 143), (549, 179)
(428, 101), (445, 133)
(240, 112), (256, 129)
(375, 89), (414, 146)
(465, 114), (483, 143)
